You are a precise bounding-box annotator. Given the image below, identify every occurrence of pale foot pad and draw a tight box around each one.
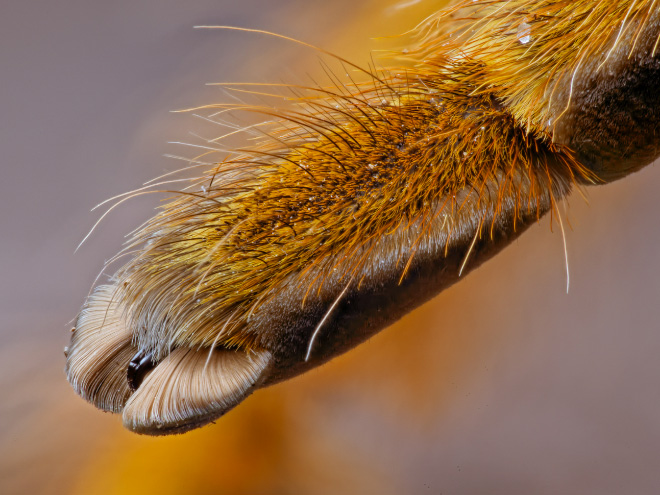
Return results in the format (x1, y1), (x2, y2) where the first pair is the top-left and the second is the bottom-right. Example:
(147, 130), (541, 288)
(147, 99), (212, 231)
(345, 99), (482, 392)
(122, 346), (271, 435)
(66, 285), (135, 413)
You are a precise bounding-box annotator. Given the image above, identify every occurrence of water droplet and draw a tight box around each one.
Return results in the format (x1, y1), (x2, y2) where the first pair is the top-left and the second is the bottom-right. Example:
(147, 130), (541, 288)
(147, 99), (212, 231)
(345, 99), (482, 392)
(517, 22), (532, 44)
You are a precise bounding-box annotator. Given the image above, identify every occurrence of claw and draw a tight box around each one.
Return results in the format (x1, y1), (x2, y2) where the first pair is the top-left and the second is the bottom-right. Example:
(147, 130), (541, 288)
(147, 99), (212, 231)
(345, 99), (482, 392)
(127, 349), (156, 391)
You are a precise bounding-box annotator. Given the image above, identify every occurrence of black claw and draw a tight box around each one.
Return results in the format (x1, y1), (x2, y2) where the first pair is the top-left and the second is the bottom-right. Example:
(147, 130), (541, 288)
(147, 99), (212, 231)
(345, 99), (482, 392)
(127, 349), (156, 391)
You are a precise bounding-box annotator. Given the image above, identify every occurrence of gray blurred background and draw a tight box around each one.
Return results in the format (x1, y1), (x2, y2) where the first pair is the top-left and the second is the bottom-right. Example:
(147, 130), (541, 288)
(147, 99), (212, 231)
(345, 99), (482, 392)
(2, 1), (660, 494)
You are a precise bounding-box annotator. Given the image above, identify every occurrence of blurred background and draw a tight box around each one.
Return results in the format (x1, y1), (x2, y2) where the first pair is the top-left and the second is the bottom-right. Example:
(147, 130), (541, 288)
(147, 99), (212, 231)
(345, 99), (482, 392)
(2, 0), (660, 493)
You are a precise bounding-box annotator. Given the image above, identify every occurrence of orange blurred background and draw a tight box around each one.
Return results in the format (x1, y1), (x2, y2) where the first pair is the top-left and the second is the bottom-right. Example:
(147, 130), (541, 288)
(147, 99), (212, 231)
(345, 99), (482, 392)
(2, 1), (660, 494)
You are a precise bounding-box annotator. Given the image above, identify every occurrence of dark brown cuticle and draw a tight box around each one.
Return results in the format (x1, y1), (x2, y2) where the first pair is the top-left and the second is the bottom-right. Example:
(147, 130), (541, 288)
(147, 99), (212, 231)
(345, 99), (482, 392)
(127, 349), (156, 391)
